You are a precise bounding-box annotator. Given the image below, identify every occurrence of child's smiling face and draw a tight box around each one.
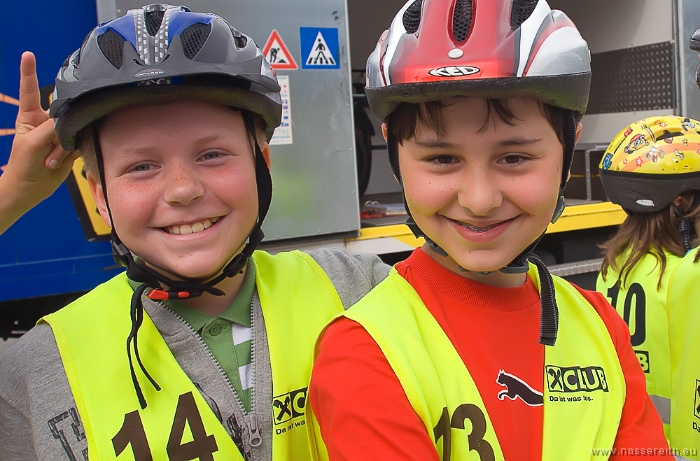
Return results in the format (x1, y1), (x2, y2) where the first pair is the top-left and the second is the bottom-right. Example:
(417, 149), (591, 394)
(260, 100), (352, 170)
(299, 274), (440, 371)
(89, 100), (260, 281)
(398, 96), (567, 286)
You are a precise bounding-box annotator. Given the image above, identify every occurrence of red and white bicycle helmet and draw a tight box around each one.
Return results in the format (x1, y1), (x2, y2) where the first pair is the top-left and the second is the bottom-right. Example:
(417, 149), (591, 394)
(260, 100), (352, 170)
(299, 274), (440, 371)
(366, 0), (592, 346)
(366, 0), (590, 119)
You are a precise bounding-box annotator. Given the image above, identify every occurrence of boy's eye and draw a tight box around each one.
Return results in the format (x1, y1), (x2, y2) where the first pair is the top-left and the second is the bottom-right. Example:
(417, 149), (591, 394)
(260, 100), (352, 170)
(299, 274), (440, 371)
(200, 150), (225, 161)
(430, 155), (457, 165)
(131, 163), (154, 172)
(499, 154), (529, 166)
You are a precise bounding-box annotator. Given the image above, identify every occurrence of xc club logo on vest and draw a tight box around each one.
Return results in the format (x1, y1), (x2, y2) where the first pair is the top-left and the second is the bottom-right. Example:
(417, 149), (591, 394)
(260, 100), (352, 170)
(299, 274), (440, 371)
(496, 370), (543, 406)
(272, 387), (307, 425)
(546, 365), (609, 393)
(694, 379), (700, 420)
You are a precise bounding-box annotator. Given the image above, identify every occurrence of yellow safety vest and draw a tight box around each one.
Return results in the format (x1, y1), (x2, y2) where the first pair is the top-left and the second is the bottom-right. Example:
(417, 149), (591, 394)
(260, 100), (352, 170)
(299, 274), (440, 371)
(309, 265), (626, 461)
(666, 248), (700, 461)
(43, 250), (344, 461)
(596, 250), (680, 438)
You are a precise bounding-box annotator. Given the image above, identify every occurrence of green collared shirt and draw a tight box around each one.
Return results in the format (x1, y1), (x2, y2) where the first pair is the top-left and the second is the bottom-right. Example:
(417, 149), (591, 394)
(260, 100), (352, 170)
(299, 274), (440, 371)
(129, 260), (256, 412)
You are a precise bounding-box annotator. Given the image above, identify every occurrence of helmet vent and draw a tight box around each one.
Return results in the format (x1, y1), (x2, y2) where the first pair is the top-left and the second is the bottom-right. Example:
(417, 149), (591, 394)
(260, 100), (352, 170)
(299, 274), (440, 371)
(97, 30), (125, 69)
(403, 0), (423, 34)
(180, 23), (212, 60)
(452, 0), (473, 43)
(145, 10), (165, 36)
(657, 130), (683, 141)
(232, 29), (248, 49)
(511, 0), (539, 29)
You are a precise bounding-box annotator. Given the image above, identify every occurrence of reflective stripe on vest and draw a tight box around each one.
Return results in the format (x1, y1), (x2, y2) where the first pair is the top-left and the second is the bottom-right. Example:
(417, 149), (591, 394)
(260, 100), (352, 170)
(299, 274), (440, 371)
(43, 250), (344, 461)
(309, 265), (625, 461)
(667, 248), (700, 460)
(596, 250), (679, 437)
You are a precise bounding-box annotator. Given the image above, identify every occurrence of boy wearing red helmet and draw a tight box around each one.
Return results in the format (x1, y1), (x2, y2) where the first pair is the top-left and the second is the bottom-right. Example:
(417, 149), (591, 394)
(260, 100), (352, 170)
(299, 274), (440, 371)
(308, 0), (671, 459)
(0, 5), (389, 460)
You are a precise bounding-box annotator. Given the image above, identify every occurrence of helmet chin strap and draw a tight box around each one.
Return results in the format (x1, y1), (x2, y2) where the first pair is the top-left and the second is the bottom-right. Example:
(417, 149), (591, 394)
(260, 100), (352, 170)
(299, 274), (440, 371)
(93, 110), (272, 408)
(386, 111), (577, 346)
(674, 191), (700, 254)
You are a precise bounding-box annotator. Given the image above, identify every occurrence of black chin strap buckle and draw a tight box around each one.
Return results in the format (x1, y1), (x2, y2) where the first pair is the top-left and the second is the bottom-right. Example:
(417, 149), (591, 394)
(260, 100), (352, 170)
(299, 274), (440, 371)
(405, 216), (422, 239)
(112, 239), (131, 267)
(406, 216), (449, 257)
(551, 195), (566, 224)
(499, 263), (529, 274)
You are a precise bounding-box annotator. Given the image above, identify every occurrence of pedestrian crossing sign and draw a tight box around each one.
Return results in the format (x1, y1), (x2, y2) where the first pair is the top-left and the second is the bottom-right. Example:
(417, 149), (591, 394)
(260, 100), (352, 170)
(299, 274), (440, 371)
(300, 27), (340, 70)
(262, 29), (298, 70)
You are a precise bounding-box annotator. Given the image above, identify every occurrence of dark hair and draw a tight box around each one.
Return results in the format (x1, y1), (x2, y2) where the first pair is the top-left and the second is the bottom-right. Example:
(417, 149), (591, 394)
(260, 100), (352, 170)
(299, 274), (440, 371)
(599, 191), (700, 289)
(387, 98), (567, 147)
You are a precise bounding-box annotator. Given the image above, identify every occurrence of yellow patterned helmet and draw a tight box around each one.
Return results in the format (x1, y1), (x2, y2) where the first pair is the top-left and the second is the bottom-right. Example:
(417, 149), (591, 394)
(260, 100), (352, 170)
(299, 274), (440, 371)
(599, 115), (700, 212)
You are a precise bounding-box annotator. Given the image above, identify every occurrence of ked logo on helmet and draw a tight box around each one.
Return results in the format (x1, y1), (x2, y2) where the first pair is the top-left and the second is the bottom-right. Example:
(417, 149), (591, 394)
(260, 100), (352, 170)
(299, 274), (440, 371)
(428, 66), (480, 77)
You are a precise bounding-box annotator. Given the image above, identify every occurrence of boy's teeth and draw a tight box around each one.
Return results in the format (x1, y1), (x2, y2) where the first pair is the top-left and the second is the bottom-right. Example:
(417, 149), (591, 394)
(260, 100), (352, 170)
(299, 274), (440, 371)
(168, 218), (215, 235)
(460, 222), (493, 233)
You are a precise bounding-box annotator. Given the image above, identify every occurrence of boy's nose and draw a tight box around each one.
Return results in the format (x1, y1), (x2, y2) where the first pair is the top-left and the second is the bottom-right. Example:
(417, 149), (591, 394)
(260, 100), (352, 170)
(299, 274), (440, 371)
(163, 163), (204, 206)
(457, 168), (502, 215)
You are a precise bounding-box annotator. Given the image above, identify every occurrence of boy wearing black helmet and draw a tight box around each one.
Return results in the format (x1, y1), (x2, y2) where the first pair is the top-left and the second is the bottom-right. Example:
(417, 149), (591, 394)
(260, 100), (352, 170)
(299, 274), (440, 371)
(307, 0), (671, 459)
(0, 5), (389, 461)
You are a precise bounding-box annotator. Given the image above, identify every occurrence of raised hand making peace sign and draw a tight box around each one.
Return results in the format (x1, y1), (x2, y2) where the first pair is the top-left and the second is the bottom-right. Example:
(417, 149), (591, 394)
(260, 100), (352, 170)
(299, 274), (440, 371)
(0, 52), (80, 235)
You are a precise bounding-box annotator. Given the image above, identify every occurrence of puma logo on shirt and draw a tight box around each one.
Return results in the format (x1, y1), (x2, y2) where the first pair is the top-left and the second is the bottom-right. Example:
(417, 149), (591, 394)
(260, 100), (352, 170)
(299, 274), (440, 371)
(496, 370), (543, 406)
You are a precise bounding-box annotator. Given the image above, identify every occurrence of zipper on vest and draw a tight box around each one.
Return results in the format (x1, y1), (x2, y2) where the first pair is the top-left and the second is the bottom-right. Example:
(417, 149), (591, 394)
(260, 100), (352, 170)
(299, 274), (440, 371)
(160, 303), (260, 452)
(245, 414), (262, 447)
(247, 296), (262, 449)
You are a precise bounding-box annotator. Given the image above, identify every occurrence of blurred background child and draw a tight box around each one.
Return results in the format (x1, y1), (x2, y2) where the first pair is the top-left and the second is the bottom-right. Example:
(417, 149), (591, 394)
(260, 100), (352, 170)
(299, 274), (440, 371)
(597, 115), (700, 441)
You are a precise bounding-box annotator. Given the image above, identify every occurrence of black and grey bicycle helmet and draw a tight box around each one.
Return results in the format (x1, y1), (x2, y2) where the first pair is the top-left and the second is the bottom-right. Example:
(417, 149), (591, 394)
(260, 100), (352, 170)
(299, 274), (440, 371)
(51, 4), (281, 147)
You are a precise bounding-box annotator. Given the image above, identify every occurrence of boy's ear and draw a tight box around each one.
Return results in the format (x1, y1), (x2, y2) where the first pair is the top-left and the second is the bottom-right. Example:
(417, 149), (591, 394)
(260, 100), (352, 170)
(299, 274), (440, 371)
(87, 175), (113, 229)
(575, 121), (583, 144)
(381, 123), (388, 142)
